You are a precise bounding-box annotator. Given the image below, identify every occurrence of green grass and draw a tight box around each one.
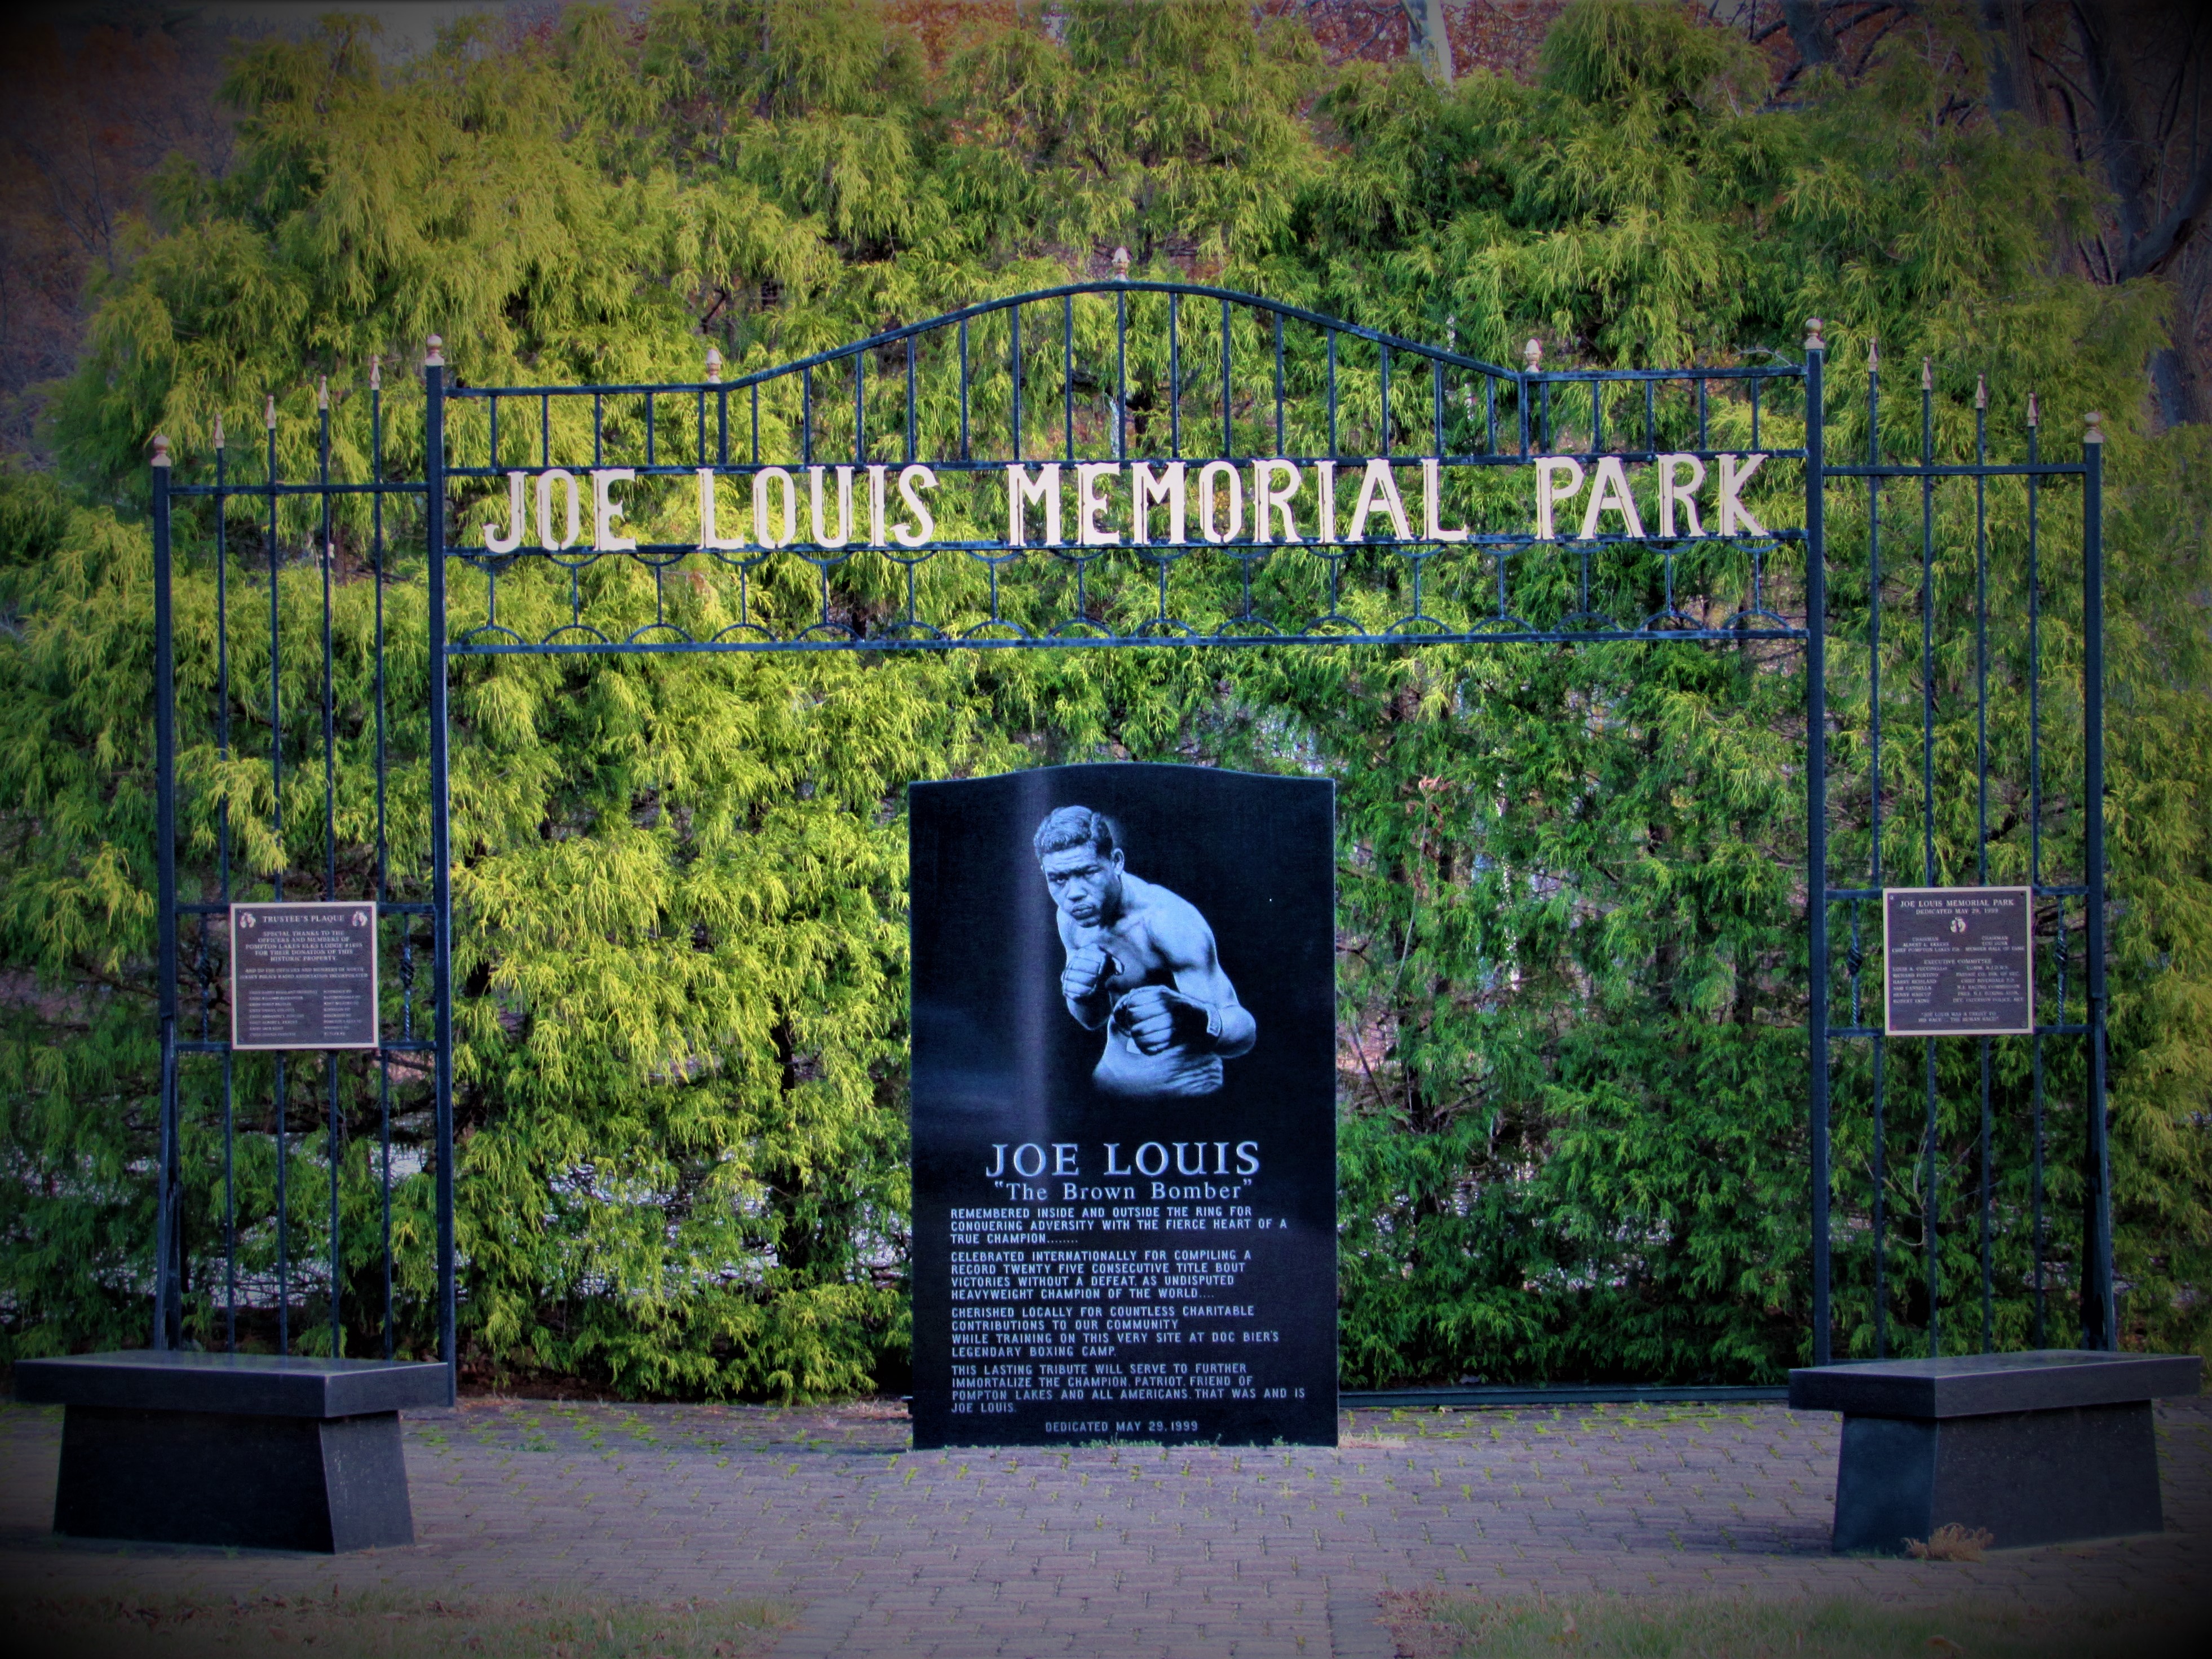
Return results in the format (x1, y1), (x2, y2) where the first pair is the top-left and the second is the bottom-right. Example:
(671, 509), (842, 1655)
(3, 1588), (798, 1658)
(1394, 1591), (2209, 1658)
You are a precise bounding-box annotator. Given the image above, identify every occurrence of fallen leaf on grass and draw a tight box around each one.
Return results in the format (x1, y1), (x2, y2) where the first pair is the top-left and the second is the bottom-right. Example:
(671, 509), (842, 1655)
(1905, 1524), (1994, 1563)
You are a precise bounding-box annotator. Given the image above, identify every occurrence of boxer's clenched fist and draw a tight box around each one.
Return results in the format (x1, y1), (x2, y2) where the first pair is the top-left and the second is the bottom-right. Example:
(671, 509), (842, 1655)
(1061, 944), (1117, 1009)
(1111, 985), (1209, 1055)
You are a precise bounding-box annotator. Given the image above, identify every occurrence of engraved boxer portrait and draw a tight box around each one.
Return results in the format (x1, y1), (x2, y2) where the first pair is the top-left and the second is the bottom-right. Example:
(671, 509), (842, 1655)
(1033, 806), (1255, 1099)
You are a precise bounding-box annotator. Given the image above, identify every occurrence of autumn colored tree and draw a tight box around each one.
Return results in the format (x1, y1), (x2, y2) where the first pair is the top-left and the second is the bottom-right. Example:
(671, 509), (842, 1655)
(0, 7), (235, 458)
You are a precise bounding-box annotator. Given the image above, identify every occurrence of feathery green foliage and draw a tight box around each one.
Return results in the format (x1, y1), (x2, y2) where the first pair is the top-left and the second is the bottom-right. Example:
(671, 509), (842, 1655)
(4, 0), (2206, 1393)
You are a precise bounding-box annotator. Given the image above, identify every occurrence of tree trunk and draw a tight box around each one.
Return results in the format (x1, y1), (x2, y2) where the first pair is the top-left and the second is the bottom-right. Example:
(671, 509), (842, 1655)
(1401, 0), (1455, 87)
(2073, 0), (2209, 426)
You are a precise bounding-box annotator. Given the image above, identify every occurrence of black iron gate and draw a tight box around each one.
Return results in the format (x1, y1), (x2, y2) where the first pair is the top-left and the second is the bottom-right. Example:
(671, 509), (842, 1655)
(144, 282), (2111, 1397)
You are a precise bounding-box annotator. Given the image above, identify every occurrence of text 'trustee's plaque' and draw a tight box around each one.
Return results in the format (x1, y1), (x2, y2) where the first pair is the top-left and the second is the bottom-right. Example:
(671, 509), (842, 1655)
(1883, 886), (2034, 1037)
(909, 764), (1337, 1449)
(229, 902), (379, 1051)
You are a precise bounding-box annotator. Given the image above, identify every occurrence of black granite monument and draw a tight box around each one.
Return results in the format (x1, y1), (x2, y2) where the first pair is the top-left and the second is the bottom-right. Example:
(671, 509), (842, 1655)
(909, 764), (1337, 1448)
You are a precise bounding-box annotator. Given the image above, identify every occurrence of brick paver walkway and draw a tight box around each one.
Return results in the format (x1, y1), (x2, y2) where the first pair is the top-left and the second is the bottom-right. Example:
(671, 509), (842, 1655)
(2, 1397), (2206, 1656)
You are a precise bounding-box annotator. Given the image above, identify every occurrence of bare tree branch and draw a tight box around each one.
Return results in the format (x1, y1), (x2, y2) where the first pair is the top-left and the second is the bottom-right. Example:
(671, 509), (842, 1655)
(2117, 139), (2212, 280)
(1781, 0), (1840, 65)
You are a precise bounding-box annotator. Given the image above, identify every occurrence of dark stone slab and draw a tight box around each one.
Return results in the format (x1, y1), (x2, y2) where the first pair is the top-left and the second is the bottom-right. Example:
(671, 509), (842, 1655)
(53, 1405), (414, 1552)
(1788, 1349), (2201, 1419)
(14, 1350), (449, 1418)
(1788, 1350), (2198, 1556)
(12, 1352), (443, 1553)
(1831, 1403), (2162, 1555)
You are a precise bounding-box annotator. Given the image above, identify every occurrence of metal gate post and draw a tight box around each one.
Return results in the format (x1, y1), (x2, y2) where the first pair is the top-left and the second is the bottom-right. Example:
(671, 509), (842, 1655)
(150, 434), (182, 1350)
(424, 339), (459, 1403)
(1804, 323), (1831, 1367)
(2081, 413), (2114, 1350)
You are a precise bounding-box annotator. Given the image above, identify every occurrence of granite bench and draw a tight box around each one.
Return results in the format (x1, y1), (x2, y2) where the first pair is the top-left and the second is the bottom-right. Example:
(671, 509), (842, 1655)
(12, 1350), (449, 1552)
(1787, 1348), (2202, 1555)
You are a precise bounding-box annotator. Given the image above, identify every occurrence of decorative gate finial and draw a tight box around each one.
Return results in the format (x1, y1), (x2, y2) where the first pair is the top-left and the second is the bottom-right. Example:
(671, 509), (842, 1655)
(151, 433), (170, 467)
(705, 344), (722, 383)
(2027, 392), (2040, 427)
(371, 355), (382, 390)
(213, 413), (224, 450)
(1523, 338), (1542, 371)
(425, 334), (444, 368)
(2085, 410), (2104, 445)
(318, 375), (329, 411)
(1975, 374), (1987, 409)
(264, 395), (276, 431)
(1921, 357), (1932, 391)
(1112, 246), (1129, 280)
(1804, 318), (1824, 351)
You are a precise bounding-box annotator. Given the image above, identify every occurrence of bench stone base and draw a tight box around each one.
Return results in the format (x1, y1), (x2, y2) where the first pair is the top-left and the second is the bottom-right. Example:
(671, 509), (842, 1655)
(1834, 1400), (2161, 1555)
(55, 1403), (414, 1553)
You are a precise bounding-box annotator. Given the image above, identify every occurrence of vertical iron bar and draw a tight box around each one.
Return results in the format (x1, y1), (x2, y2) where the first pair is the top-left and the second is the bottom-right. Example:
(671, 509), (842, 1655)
(151, 435), (180, 1349)
(906, 337), (917, 464)
(1326, 330), (1338, 458)
(2027, 400), (2046, 1347)
(379, 1056), (393, 1359)
(1065, 294), (1075, 461)
(276, 1054), (289, 1353)
(426, 340), (458, 1404)
(1920, 362), (1938, 1359)
(1116, 293), (1128, 461)
(371, 364), (391, 1357)
(1273, 312), (1284, 455)
(959, 320), (970, 462)
(1010, 307), (1021, 461)
(2082, 415), (2113, 1350)
(1379, 345), (1391, 455)
(1220, 299), (1232, 457)
(1804, 328), (1831, 1367)
(215, 427), (234, 1348)
(223, 1052), (235, 1351)
(1169, 295), (1181, 457)
(267, 397), (288, 1352)
(320, 387), (340, 1359)
(1867, 341), (1885, 1357)
(1975, 380), (1993, 1352)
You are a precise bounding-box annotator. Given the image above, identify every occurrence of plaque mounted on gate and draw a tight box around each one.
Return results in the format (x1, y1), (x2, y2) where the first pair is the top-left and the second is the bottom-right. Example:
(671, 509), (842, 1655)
(1882, 886), (2034, 1037)
(229, 901), (379, 1051)
(909, 764), (1337, 1449)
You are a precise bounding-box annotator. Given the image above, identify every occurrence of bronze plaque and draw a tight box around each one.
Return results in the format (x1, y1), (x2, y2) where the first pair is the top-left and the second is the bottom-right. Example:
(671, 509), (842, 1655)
(1883, 886), (2034, 1037)
(229, 901), (379, 1050)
